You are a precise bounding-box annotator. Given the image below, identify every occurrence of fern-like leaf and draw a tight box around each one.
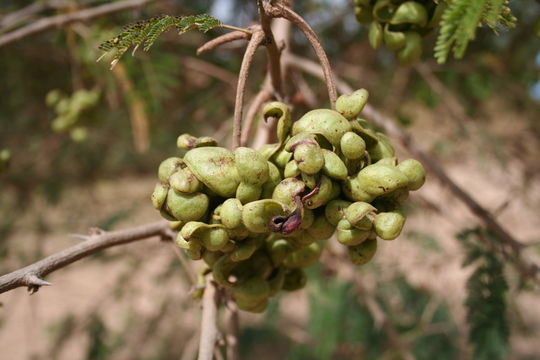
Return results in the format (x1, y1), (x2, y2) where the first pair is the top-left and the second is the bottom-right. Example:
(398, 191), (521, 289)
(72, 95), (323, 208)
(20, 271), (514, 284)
(98, 14), (221, 68)
(434, 0), (516, 64)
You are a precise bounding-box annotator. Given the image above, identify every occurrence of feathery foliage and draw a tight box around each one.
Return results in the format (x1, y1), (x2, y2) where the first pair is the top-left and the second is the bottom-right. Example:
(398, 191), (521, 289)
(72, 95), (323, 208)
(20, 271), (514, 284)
(98, 14), (221, 68)
(435, 0), (516, 64)
(457, 228), (509, 360)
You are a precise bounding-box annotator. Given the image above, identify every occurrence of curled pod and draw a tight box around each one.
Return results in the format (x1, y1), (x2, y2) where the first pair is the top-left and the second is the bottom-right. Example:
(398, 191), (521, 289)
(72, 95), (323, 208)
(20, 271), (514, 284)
(374, 211), (406, 240)
(303, 175), (334, 209)
(202, 250), (223, 267)
(268, 268), (286, 296)
(355, 5), (373, 23)
(336, 89), (369, 120)
(183, 147), (240, 198)
(301, 173), (318, 190)
(300, 208), (315, 229)
(290, 142), (325, 175)
(165, 189), (209, 222)
(342, 176), (371, 203)
(292, 109), (352, 149)
(396, 159), (426, 191)
(247, 251), (274, 279)
(337, 219), (371, 246)
(213, 254), (237, 287)
(169, 220), (184, 231)
(262, 101), (292, 144)
(325, 199), (352, 226)
(236, 182), (262, 204)
(321, 149), (348, 180)
(390, 1), (428, 27)
(169, 167), (202, 194)
(220, 198), (243, 229)
(259, 143), (280, 160)
(349, 119), (380, 148)
(261, 161), (282, 199)
(230, 237), (262, 262)
(232, 276), (271, 305)
(345, 202), (376, 230)
(397, 31), (423, 65)
(272, 148), (293, 169)
(151, 183), (168, 210)
(282, 268), (307, 291)
(306, 214), (335, 241)
(341, 131), (367, 160)
(348, 238), (378, 266)
(373, 0), (396, 22)
(368, 132), (395, 161)
(236, 296), (269, 313)
(158, 157), (183, 183)
(283, 241), (323, 268)
(234, 147), (269, 186)
(284, 160), (301, 178)
(242, 199), (287, 233)
(272, 178), (306, 210)
(354, 162), (409, 202)
(383, 24), (406, 51)
(176, 133), (217, 150)
(176, 233), (203, 260)
(181, 222), (230, 252)
(288, 230), (318, 250)
(369, 21), (383, 49)
(267, 238), (292, 266)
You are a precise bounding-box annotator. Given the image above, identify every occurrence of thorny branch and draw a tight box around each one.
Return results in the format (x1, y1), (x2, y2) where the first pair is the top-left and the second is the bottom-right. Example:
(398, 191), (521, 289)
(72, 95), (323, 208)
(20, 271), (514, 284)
(197, 31), (250, 55)
(0, 220), (170, 294)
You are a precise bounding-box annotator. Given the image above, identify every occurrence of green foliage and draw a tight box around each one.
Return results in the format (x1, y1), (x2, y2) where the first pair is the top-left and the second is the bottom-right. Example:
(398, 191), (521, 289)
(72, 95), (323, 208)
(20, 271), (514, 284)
(435, 0), (516, 63)
(98, 14), (221, 67)
(457, 228), (510, 360)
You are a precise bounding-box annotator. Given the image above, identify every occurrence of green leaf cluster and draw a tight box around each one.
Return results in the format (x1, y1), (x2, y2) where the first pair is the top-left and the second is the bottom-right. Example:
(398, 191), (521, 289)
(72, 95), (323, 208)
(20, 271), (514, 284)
(435, 0), (516, 63)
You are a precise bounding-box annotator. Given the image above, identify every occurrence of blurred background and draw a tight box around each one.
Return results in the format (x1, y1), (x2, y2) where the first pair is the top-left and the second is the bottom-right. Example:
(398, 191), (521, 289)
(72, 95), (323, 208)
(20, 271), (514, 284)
(1, 0), (540, 359)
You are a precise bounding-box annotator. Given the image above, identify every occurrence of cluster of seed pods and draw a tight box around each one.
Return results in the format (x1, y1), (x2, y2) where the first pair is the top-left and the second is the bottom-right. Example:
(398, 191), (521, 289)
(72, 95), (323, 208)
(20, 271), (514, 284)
(353, 0), (445, 64)
(151, 89), (426, 312)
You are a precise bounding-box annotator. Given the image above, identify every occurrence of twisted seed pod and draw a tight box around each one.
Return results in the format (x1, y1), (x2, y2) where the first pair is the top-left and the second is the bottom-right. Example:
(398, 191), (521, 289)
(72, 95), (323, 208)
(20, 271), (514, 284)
(348, 238), (378, 266)
(374, 211), (406, 240)
(337, 219), (371, 246)
(397, 159), (426, 190)
(165, 189), (209, 222)
(169, 167), (202, 194)
(282, 269), (307, 291)
(158, 157), (183, 183)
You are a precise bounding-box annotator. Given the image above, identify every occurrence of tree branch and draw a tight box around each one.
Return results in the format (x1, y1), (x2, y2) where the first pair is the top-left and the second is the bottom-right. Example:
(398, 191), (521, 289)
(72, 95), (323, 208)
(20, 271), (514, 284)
(258, 0), (284, 98)
(0, 0), (159, 48)
(225, 299), (240, 360)
(232, 28), (265, 149)
(284, 53), (540, 286)
(0, 220), (170, 294)
(196, 31), (250, 55)
(241, 80), (273, 147)
(265, 1), (337, 108)
(198, 279), (220, 360)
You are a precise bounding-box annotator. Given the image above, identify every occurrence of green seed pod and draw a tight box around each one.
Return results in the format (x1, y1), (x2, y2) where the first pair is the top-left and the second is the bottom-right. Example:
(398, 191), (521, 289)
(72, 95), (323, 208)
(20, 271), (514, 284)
(261, 161), (282, 199)
(355, 5), (373, 23)
(369, 133), (395, 161)
(202, 250), (222, 267)
(294, 143), (325, 175)
(158, 157), (183, 183)
(283, 242), (322, 268)
(236, 297), (269, 313)
(288, 230), (317, 250)
(234, 147), (269, 186)
(397, 159), (426, 191)
(374, 211), (406, 240)
(284, 160), (301, 178)
(213, 254), (236, 287)
(169, 220), (184, 231)
(272, 178), (305, 210)
(282, 269), (307, 291)
(259, 143), (280, 160)
(272, 148), (293, 169)
(336, 89), (369, 120)
(397, 31), (423, 65)
(350, 120), (379, 148)
(160, 208), (177, 221)
(348, 238), (377, 266)
(177, 133), (217, 150)
(383, 24), (406, 51)
(325, 199), (352, 226)
(267, 238), (292, 266)
(230, 237), (261, 262)
(242, 199), (287, 233)
(390, 1), (428, 26)
(306, 215), (335, 241)
(263, 101), (292, 144)
(169, 167), (202, 194)
(300, 208), (315, 229)
(184, 147), (240, 197)
(354, 162), (409, 202)
(232, 276), (270, 303)
(236, 182), (262, 204)
(345, 202), (376, 230)
(337, 219), (371, 246)
(176, 233), (203, 260)
(201, 227), (230, 251)
(221, 198), (243, 229)
(373, 0), (396, 22)
(341, 131), (367, 160)
(165, 189), (209, 221)
(342, 176), (371, 202)
(304, 175), (333, 209)
(292, 109), (352, 149)
(368, 21), (383, 49)
(268, 268), (286, 296)
(301, 173), (318, 190)
(151, 183), (168, 210)
(321, 149), (348, 180)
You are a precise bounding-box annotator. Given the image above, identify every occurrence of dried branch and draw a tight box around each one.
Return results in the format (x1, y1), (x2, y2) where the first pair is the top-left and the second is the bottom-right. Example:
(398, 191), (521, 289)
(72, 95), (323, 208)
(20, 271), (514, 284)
(196, 31), (250, 55)
(241, 80), (273, 147)
(258, 0), (284, 98)
(285, 53), (540, 286)
(198, 279), (220, 360)
(0, 0), (159, 48)
(232, 27), (265, 149)
(264, 1), (337, 107)
(225, 300), (240, 360)
(0, 220), (170, 294)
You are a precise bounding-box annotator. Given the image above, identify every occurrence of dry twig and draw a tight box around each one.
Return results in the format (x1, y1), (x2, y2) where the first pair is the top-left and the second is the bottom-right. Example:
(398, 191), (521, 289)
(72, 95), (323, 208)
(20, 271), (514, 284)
(197, 31), (251, 55)
(241, 81), (273, 147)
(0, 220), (169, 294)
(225, 300), (240, 360)
(258, 0), (284, 98)
(198, 279), (220, 360)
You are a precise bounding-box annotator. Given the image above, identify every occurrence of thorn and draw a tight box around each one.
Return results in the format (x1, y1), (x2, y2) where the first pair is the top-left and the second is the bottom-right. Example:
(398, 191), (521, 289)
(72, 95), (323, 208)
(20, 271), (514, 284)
(96, 52), (107, 63)
(89, 227), (105, 235)
(27, 274), (52, 287)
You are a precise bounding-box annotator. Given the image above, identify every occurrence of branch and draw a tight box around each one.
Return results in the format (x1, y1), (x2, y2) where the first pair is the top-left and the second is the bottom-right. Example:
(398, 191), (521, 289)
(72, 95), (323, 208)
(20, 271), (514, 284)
(258, 0), (284, 98)
(284, 53), (540, 286)
(232, 28), (265, 149)
(198, 279), (220, 360)
(0, 0), (159, 48)
(196, 31), (250, 55)
(0, 220), (169, 294)
(225, 300), (240, 360)
(241, 80), (273, 147)
(265, 1), (337, 108)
